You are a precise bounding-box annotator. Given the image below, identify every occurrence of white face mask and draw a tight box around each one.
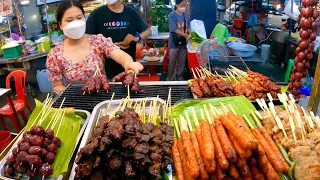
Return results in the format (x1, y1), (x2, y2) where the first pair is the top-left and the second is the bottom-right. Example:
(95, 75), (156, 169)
(106, 0), (118, 4)
(63, 20), (86, 39)
(178, 7), (186, 13)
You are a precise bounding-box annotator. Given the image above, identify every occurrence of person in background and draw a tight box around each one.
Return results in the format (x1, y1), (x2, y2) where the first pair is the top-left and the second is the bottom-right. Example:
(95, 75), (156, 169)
(86, 0), (151, 78)
(167, 0), (190, 81)
(10, 16), (25, 36)
(46, 0), (143, 92)
(135, 1), (142, 12)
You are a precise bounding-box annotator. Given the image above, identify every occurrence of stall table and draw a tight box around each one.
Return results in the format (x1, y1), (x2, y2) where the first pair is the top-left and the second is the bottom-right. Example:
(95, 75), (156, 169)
(136, 52), (166, 76)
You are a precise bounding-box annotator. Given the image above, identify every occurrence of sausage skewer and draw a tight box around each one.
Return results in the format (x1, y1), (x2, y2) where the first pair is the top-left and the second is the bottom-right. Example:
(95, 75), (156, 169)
(199, 109), (215, 162)
(172, 119), (185, 180)
(185, 112), (209, 180)
(179, 115), (200, 178)
(191, 108), (216, 173)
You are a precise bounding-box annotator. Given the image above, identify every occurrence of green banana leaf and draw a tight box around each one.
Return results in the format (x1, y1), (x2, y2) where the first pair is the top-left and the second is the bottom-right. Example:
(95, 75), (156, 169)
(169, 96), (257, 130)
(191, 32), (205, 43)
(25, 99), (83, 178)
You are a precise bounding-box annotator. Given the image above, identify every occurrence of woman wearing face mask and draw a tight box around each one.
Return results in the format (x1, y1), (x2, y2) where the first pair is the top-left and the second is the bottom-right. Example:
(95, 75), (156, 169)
(46, 0), (143, 92)
(167, 0), (190, 81)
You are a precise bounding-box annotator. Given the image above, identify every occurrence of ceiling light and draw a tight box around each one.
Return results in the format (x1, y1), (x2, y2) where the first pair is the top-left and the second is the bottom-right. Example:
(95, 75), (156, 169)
(20, 0), (29, 5)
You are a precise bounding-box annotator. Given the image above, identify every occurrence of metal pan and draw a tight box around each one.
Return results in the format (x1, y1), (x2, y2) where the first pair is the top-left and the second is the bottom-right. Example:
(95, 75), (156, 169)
(68, 97), (166, 180)
(0, 110), (91, 180)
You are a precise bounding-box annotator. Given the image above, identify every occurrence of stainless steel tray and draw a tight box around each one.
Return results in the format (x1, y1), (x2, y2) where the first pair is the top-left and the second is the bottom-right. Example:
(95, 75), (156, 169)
(0, 110), (91, 180)
(69, 98), (166, 180)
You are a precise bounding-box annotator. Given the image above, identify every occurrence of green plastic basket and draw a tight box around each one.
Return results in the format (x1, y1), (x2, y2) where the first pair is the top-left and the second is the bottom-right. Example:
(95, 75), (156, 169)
(3, 45), (23, 59)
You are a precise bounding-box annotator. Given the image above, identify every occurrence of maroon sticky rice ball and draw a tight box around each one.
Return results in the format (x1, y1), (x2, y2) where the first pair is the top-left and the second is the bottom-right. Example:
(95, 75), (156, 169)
(12, 147), (20, 156)
(27, 169), (38, 178)
(45, 152), (55, 164)
(16, 151), (29, 167)
(44, 129), (54, 139)
(25, 155), (43, 168)
(30, 126), (45, 136)
(40, 163), (54, 177)
(19, 142), (30, 152)
(29, 135), (43, 146)
(51, 137), (61, 147)
(6, 155), (15, 166)
(23, 132), (32, 143)
(47, 144), (58, 154)
(5, 165), (14, 176)
(28, 146), (43, 156)
(41, 148), (48, 158)
(43, 137), (51, 147)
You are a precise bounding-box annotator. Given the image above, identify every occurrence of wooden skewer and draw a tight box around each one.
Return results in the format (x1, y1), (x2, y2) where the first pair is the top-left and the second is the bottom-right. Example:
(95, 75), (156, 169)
(127, 85), (130, 107)
(148, 101), (153, 123)
(250, 110), (261, 127)
(191, 68), (198, 79)
(255, 111), (263, 120)
(255, 99), (266, 113)
(214, 71), (224, 79)
(191, 107), (200, 127)
(179, 115), (187, 132)
(228, 104), (237, 115)
(267, 93), (274, 102)
(295, 110), (306, 141)
(195, 68), (202, 78)
(301, 107), (315, 130)
(203, 104), (213, 124)
(94, 109), (103, 129)
(289, 116), (297, 143)
(243, 114), (255, 129)
(105, 93), (115, 115)
(56, 108), (67, 136)
(275, 115), (288, 139)
(288, 93), (297, 108)
(208, 104), (218, 117)
(226, 71), (238, 81)
(196, 67), (206, 77)
(168, 87), (172, 116)
(173, 119), (181, 138)
(220, 102), (228, 114)
(209, 103), (222, 115)
(224, 72), (231, 81)
(185, 112), (194, 131)
(50, 108), (63, 130)
(315, 116), (320, 130)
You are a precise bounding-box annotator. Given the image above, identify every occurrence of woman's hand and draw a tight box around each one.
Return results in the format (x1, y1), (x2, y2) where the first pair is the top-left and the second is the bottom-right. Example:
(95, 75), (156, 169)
(125, 62), (144, 75)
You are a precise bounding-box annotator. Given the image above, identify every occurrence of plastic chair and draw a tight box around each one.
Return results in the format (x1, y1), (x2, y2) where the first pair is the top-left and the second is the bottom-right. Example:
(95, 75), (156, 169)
(232, 29), (243, 38)
(0, 70), (32, 132)
(246, 29), (256, 44)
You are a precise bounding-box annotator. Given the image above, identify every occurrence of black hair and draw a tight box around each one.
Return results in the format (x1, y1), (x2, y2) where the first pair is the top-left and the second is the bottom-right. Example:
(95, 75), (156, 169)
(12, 16), (17, 21)
(56, 0), (84, 24)
(176, 0), (184, 5)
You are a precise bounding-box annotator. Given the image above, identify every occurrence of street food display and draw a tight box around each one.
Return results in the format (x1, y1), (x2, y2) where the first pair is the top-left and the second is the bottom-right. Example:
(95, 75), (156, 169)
(82, 75), (111, 94)
(112, 71), (144, 93)
(257, 93), (320, 180)
(288, 0), (318, 95)
(188, 67), (281, 100)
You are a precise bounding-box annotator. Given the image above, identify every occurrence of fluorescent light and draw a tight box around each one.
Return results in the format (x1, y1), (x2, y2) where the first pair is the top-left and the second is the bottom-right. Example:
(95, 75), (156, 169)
(21, 0), (29, 5)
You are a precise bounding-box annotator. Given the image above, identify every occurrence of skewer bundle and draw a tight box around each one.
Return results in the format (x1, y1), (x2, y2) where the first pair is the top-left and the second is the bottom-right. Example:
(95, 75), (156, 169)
(82, 68), (111, 95)
(188, 66), (281, 100)
(112, 71), (144, 93)
(172, 103), (290, 180)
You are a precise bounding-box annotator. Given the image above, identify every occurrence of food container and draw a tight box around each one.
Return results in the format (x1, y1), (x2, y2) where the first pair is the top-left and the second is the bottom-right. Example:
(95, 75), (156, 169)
(0, 110), (91, 180)
(3, 45), (23, 59)
(69, 98), (166, 180)
(227, 42), (257, 58)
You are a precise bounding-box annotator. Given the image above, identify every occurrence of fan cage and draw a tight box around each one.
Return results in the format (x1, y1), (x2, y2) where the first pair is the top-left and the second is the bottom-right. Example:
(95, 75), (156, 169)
(207, 56), (249, 76)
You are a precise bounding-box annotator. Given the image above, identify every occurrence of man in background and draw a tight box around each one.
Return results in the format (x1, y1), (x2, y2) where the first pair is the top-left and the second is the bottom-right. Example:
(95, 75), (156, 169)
(10, 16), (25, 36)
(135, 1), (142, 12)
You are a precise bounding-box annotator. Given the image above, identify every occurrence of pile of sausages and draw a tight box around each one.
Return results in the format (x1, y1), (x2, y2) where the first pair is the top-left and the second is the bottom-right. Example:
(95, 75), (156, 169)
(82, 76), (111, 94)
(172, 112), (290, 180)
(288, 0), (318, 95)
(113, 71), (144, 93)
(4, 126), (61, 179)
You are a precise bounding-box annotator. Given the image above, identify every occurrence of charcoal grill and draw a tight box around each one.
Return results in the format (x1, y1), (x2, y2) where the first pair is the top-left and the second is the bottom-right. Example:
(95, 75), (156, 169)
(52, 81), (193, 112)
(208, 56), (249, 76)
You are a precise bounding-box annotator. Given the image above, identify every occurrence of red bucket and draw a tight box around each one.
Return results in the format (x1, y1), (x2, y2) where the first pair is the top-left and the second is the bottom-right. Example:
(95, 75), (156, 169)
(0, 131), (12, 152)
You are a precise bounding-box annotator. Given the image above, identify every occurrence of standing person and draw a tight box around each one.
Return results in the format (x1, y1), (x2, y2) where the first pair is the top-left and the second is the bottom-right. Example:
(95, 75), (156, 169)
(86, 0), (151, 78)
(46, 0), (143, 92)
(10, 16), (25, 36)
(167, 0), (190, 81)
(135, 1), (141, 12)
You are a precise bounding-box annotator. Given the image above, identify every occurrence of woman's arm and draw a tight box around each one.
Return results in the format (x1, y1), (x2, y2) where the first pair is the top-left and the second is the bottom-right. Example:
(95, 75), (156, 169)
(110, 49), (143, 74)
(52, 81), (66, 92)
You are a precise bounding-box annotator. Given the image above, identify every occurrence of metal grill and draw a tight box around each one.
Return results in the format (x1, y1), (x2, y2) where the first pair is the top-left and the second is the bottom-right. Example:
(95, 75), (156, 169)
(52, 83), (193, 112)
(208, 56), (249, 76)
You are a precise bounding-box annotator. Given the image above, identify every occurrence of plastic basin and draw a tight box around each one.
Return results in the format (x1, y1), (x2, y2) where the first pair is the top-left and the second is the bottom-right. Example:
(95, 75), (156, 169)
(0, 131), (12, 152)
(227, 42), (257, 58)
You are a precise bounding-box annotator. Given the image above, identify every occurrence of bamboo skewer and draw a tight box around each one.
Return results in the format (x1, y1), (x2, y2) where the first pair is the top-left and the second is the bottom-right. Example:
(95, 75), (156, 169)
(191, 68), (197, 79)
(56, 108), (67, 136)
(289, 116), (297, 143)
(94, 109), (103, 129)
(173, 119), (181, 138)
(301, 107), (315, 130)
(203, 105), (213, 124)
(250, 110), (262, 128)
(295, 110), (306, 141)
(243, 114), (255, 129)
(105, 93), (115, 115)
(191, 107), (200, 127)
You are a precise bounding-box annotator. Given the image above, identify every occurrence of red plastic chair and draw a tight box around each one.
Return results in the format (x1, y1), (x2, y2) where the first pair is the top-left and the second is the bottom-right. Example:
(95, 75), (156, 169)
(0, 70), (32, 132)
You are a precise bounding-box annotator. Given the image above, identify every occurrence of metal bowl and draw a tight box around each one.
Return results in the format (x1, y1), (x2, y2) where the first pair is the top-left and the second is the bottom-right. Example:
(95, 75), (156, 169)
(227, 42), (257, 58)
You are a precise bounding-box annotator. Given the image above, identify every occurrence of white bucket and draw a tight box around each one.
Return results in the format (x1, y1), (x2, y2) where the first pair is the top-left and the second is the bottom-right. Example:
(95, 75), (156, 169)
(261, 44), (270, 61)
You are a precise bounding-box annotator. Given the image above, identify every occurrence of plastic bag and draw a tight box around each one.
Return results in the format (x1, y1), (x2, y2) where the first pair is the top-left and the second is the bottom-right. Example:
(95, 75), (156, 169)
(190, 19), (207, 40)
(284, 0), (300, 20)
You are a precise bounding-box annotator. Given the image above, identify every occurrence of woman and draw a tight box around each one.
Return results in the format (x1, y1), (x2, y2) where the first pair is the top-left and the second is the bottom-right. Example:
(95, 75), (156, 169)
(167, 0), (190, 81)
(46, 0), (143, 92)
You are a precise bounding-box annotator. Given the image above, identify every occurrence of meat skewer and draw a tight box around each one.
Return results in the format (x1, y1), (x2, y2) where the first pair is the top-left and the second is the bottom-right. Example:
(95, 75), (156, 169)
(199, 109), (215, 162)
(191, 108), (216, 173)
(172, 138), (184, 180)
(179, 115), (200, 178)
(185, 112), (209, 180)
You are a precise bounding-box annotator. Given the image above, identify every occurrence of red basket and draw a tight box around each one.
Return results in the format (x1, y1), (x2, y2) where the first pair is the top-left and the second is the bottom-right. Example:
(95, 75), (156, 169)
(0, 131), (12, 152)
(188, 51), (200, 77)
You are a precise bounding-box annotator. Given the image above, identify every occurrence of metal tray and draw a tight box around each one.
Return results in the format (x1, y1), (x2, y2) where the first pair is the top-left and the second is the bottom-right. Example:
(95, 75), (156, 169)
(0, 110), (91, 180)
(69, 98), (166, 180)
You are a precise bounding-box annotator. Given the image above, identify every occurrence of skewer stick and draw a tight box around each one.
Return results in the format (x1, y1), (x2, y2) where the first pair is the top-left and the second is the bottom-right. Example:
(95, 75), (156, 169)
(301, 107), (315, 130)
(255, 111), (263, 120)
(46, 97), (65, 128)
(200, 109), (206, 122)
(289, 116), (297, 143)
(209, 103), (222, 115)
(167, 87), (172, 116)
(267, 93), (274, 102)
(209, 104), (218, 117)
(261, 99), (271, 116)
(275, 115), (288, 139)
(214, 71), (224, 79)
(250, 110), (262, 128)
(315, 116), (320, 130)
(185, 112), (194, 131)
(295, 110), (306, 141)
(173, 119), (181, 138)
(288, 93), (297, 108)
(148, 101), (153, 123)
(42, 175), (45, 180)
(243, 114), (254, 129)
(127, 86), (130, 107)
(220, 102), (228, 114)
(203, 105), (213, 124)
(195, 68), (202, 78)
(191, 107), (200, 127)
(105, 93), (115, 115)
(179, 115), (186, 131)
(50, 108), (63, 130)
(56, 108), (67, 136)
(196, 67), (205, 77)
(255, 99), (266, 112)
(94, 109), (103, 128)
(191, 68), (197, 79)
(224, 72), (231, 81)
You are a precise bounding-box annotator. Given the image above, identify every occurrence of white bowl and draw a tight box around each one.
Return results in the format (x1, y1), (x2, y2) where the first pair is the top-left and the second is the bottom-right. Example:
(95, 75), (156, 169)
(227, 42), (257, 58)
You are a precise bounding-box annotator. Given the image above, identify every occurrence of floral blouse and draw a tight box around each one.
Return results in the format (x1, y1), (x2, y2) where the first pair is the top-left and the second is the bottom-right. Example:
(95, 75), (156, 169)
(46, 34), (118, 83)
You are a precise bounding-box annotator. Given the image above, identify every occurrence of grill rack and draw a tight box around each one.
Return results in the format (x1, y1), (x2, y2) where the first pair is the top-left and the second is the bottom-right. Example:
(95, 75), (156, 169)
(208, 56), (249, 76)
(52, 83), (193, 112)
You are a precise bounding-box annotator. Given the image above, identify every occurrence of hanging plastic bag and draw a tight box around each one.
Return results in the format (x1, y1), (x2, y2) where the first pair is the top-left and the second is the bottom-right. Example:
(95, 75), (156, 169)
(284, 0), (300, 20)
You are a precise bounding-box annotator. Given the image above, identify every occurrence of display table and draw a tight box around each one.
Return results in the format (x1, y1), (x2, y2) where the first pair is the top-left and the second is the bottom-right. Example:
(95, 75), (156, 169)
(136, 52), (167, 76)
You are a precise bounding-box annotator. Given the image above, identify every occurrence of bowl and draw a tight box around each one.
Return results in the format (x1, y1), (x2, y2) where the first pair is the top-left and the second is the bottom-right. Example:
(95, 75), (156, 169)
(227, 42), (257, 57)
(0, 131), (12, 152)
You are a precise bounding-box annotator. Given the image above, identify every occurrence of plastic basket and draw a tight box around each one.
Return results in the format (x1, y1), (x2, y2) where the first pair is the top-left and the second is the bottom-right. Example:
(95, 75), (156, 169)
(3, 45), (23, 59)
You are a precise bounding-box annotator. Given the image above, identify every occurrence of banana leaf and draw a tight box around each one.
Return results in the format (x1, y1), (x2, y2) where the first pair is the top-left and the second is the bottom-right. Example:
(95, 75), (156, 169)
(169, 96), (257, 130)
(25, 99), (83, 178)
